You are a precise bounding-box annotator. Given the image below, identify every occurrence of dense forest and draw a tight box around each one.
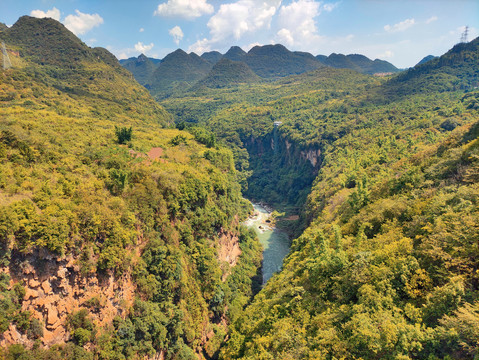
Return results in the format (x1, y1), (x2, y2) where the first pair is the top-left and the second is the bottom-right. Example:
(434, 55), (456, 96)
(1, 14), (479, 360)
(161, 37), (479, 359)
(0, 16), (261, 360)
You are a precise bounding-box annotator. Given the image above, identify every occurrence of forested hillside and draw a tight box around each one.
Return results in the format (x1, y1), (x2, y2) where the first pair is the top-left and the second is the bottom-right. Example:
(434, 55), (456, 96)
(195, 59), (260, 89)
(0, 16), (261, 360)
(161, 66), (378, 208)
(119, 54), (159, 87)
(122, 45), (399, 99)
(387, 37), (479, 95)
(222, 91), (479, 359)
(148, 49), (214, 98)
(315, 53), (400, 74)
(157, 37), (479, 359)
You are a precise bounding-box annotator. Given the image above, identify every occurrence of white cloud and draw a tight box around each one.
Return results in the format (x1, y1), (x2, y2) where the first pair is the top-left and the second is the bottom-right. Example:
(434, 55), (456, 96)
(64, 10), (103, 35)
(323, 2), (339, 12)
(209, 0), (280, 41)
(139, 27), (144, 32)
(276, 0), (322, 47)
(426, 16), (438, 24)
(188, 0), (281, 54)
(188, 38), (211, 54)
(378, 50), (394, 59)
(30, 7), (61, 21)
(154, 0), (214, 19)
(134, 42), (154, 54)
(277, 28), (294, 46)
(169, 26), (184, 45)
(384, 18), (415, 33)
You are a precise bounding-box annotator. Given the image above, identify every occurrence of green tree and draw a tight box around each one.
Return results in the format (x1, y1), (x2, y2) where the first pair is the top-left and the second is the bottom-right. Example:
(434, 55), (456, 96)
(115, 126), (133, 144)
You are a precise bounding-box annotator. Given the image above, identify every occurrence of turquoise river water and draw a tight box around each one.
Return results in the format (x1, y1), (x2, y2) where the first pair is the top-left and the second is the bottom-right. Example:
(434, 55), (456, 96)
(244, 203), (290, 284)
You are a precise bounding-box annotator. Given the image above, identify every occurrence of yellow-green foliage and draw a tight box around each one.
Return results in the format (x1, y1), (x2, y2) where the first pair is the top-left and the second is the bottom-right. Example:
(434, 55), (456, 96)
(221, 90), (479, 359)
(0, 20), (262, 359)
(212, 42), (479, 359)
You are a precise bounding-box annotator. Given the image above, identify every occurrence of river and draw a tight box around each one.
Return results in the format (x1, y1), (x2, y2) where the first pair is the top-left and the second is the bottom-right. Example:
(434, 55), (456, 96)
(244, 203), (290, 284)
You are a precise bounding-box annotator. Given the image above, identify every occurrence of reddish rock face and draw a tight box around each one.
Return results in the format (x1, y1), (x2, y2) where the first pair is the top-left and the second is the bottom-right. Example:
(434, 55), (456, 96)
(300, 148), (321, 167)
(0, 251), (136, 348)
(216, 216), (242, 281)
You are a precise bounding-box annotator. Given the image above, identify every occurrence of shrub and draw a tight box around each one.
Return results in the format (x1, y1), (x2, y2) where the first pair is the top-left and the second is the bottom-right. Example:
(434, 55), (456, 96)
(73, 328), (92, 346)
(115, 126), (132, 144)
(170, 134), (188, 146)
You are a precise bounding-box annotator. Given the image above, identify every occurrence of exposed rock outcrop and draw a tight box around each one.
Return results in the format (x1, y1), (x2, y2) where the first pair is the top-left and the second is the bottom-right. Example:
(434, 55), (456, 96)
(300, 148), (321, 167)
(217, 216), (242, 281)
(0, 250), (136, 348)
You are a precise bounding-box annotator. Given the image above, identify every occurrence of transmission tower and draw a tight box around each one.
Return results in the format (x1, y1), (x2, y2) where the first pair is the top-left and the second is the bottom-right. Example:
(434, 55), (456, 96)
(1, 41), (12, 70)
(460, 26), (469, 43)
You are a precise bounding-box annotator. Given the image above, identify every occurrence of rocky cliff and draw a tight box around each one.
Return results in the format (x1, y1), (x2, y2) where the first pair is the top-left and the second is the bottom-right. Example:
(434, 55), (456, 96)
(245, 130), (321, 207)
(0, 249), (136, 348)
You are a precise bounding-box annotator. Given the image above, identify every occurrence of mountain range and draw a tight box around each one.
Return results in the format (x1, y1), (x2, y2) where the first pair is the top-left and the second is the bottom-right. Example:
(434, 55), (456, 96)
(120, 44), (401, 98)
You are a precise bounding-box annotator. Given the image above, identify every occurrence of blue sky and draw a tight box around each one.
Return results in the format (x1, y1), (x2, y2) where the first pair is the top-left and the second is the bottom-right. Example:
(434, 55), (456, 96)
(1, 0), (477, 68)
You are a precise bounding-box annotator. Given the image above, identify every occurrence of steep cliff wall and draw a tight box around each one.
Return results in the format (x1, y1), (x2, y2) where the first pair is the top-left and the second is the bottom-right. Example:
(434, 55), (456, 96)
(0, 249), (136, 348)
(0, 217), (250, 357)
(244, 130), (321, 207)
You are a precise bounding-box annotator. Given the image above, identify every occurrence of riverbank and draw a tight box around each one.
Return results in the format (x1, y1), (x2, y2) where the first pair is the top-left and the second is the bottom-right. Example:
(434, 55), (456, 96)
(245, 203), (291, 284)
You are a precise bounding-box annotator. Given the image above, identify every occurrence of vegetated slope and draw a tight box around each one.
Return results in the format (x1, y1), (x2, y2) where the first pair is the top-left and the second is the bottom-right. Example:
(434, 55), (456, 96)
(2, 17), (170, 125)
(148, 49), (214, 98)
(386, 37), (479, 95)
(316, 53), (400, 74)
(201, 50), (223, 64)
(0, 16), (261, 360)
(121, 44), (399, 99)
(219, 40), (479, 359)
(223, 46), (247, 62)
(3, 15), (103, 67)
(120, 55), (161, 65)
(195, 58), (261, 89)
(162, 66), (379, 209)
(243, 44), (323, 78)
(119, 53), (159, 86)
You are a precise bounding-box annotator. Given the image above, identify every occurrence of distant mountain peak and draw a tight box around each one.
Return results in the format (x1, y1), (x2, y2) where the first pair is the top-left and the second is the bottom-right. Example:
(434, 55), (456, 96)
(147, 48), (214, 97)
(201, 51), (223, 64)
(416, 55), (437, 66)
(120, 53), (159, 86)
(169, 48), (188, 57)
(315, 52), (399, 75)
(4, 15), (99, 67)
(248, 44), (289, 56)
(227, 46), (245, 53)
(224, 46), (247, 61)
